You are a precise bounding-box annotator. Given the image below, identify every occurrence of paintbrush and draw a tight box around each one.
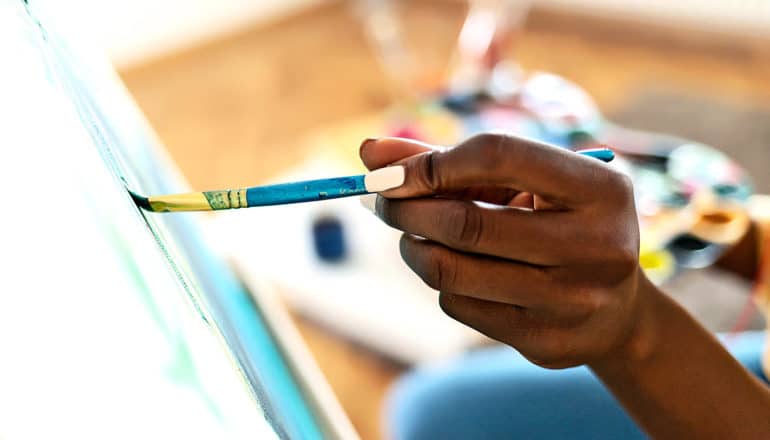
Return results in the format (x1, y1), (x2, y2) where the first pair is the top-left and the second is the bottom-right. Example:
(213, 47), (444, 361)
(130, 148), (614, 213)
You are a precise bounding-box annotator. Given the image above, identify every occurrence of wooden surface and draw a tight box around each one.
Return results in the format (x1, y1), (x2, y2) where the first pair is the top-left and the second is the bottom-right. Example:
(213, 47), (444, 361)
(120, 1), (770, 438)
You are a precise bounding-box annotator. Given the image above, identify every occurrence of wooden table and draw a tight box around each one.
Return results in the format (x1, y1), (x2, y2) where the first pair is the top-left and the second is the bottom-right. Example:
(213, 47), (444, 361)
(120, 1), (770, 438)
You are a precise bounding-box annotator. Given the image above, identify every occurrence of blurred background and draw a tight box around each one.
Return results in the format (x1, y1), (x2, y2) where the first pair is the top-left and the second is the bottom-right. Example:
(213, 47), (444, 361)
(60, 0), (770, 438)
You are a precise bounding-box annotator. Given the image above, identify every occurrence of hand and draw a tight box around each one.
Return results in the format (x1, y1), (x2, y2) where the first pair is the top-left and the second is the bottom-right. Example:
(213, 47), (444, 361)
(360, 134), (647, 369)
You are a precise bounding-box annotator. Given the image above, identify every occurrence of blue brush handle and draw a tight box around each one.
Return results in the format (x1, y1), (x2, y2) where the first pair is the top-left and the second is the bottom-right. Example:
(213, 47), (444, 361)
(240, 148), (612, 207)
(577, 148), (615, 162)
(246, 175), (368, 207)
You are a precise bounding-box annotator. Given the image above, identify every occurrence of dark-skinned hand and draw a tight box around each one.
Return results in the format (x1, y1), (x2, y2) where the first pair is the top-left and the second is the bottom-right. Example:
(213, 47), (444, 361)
(360, 134), (646, 369)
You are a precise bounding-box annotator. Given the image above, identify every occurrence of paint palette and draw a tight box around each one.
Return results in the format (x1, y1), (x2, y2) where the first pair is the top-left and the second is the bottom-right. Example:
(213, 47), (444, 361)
(384, 71), (753, 285)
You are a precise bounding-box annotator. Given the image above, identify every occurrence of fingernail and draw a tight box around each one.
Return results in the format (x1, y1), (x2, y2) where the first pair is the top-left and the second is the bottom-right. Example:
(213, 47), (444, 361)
(359, 137), (379, 160)
(359, 194), (377, 213)
(364, 165), (405, 192)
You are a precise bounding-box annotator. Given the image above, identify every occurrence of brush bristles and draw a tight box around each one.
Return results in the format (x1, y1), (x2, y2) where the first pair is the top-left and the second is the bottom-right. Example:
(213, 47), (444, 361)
(128, 190), (153, 211)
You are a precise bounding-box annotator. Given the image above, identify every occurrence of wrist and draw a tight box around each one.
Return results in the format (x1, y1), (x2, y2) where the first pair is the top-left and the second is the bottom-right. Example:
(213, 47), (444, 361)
(591, 271), (669, 370)
(586, 266), (770, 438)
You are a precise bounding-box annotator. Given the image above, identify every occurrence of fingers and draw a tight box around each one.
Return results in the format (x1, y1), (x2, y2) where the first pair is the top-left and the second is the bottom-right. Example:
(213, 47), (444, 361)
(436, 292), (544, 349)
(359, 136), (522, 205)
(374, 134), (616, 205)
(399, 235), (558, 307)
(359, 137), (433, 171)
(378, 197), (578, 265)
(442, 186), (521, 206)
(436, 292), (588, 369)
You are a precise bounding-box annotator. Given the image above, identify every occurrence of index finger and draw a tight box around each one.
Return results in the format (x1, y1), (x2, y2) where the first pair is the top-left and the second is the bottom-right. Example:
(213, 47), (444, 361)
(359, 137), (433, 170)
(376, 133), (615, 205)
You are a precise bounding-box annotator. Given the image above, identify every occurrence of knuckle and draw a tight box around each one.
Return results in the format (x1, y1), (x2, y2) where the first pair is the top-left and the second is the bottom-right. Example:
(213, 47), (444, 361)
(616, 172), (635, 196)
(398, 233), (413, 261)
(424, 246), (458, 291)
(465, 133), (511, 171)
(613, 173), (634, 201)
(525, 334), (581, 369)
(528, 356), (580, 370)
(601, 169), (635, 203)
(609, 245), (640, 275)
(441, 203), (483, 248)
(438, 292), (461, 320)
(530, 360), (564, 370)
(466, 133), (503, 150)
(403, 239), (459, 292)
(413, 151), (441, 192)
(592, 244), (638, 285)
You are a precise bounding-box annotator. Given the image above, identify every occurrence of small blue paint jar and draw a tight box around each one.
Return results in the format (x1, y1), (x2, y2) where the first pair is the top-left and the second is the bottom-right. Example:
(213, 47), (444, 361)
(311, 214), (347, 263)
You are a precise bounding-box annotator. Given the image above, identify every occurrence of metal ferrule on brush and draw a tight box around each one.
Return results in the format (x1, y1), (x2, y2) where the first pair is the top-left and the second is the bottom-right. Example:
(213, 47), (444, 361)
(143, 188), (247, 212)
(203, 188), (248, 210)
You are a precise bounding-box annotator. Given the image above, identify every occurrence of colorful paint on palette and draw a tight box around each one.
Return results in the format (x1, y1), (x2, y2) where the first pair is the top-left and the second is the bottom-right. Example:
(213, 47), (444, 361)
(383, 71), (754, 285)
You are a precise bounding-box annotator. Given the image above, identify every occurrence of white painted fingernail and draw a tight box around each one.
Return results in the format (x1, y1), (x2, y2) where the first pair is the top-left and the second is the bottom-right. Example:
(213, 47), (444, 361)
(364, 166), (405, 192)
(360, 194), (377, 213)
